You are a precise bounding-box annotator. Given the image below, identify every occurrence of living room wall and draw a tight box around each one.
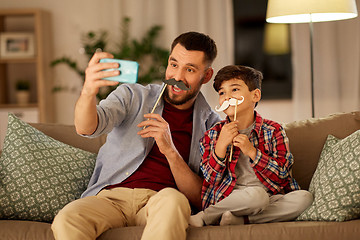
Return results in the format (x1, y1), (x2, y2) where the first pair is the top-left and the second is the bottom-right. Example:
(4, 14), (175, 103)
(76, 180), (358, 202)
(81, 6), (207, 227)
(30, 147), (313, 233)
(1, 0), (359, 125)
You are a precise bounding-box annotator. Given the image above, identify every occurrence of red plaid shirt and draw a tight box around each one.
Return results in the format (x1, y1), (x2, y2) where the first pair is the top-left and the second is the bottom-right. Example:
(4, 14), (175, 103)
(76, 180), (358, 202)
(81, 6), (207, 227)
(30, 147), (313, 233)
(200, 111), (300, 210)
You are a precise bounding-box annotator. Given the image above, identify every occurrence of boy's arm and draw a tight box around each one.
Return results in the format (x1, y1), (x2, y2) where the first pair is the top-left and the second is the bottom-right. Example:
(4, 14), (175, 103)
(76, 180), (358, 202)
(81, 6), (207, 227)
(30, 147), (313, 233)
(250, 126), (294, 187)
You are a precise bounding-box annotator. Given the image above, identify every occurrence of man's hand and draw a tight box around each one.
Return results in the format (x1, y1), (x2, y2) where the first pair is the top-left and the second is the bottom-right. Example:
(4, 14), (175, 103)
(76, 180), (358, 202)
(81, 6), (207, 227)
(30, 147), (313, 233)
(215, 121), (239, 159)
(137, 113), (177, 157)
(74, 52), (119, 135)
(233, 134), (257, 160)
(81, 52), (120, 97)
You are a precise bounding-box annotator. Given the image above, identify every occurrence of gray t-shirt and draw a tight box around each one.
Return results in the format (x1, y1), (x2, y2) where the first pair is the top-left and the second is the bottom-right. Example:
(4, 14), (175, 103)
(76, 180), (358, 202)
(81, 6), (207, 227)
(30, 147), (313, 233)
(234, 121), (267, 191)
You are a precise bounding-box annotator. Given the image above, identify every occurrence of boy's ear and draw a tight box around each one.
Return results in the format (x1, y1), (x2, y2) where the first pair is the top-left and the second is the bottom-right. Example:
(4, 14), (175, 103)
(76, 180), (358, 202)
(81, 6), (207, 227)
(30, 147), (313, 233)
(252, 88), (261, 103)
(202, 67), (214, 84)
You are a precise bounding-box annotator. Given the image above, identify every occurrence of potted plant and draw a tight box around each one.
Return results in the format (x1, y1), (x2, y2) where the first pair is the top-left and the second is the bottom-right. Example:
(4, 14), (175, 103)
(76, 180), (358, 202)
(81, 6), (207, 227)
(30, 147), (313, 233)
(51, 17), (169, 101)
(15, 79), (30, 105)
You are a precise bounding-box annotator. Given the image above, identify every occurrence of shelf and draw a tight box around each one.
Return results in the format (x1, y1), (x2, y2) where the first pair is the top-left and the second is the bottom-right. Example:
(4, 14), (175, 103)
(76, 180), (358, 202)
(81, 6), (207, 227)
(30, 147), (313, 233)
(0, 8), (53, 123)
(0, 58), (37, 64)
(0, 103), (38, 109)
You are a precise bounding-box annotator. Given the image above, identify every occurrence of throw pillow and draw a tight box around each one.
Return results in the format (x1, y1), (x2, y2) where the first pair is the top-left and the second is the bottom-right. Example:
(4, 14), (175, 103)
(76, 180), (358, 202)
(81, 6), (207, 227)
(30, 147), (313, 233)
(0, 113), (97, 222)
(297, 130), (360, 221)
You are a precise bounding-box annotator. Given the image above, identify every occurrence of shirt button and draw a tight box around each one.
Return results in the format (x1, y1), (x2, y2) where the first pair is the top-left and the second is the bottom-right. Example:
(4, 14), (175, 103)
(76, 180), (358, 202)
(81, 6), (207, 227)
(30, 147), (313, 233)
(125, 172), (129, 175)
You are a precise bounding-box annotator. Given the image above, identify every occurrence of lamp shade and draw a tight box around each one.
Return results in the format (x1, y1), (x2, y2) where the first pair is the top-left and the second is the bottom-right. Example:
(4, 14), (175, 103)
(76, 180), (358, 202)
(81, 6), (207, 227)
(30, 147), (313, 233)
(266, 0), (358, 23)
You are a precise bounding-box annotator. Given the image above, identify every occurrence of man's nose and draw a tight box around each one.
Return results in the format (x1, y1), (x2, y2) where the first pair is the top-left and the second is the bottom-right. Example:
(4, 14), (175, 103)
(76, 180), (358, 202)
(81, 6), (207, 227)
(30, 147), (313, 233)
(174, 69), (185, 81)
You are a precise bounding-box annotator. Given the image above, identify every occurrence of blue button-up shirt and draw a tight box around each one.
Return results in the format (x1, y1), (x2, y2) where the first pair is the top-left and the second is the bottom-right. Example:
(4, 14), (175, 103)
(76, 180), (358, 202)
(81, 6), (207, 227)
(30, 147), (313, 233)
(81, 83), (221, 197)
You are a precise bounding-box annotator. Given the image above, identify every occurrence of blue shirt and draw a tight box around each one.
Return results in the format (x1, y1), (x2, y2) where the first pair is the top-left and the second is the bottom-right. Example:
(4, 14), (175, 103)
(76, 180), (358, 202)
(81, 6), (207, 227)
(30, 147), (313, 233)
(81, 83), (221, 197)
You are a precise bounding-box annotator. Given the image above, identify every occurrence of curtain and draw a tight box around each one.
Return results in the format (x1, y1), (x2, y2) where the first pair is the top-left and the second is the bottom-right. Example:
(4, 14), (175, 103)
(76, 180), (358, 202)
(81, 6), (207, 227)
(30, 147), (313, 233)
(291, 0), (360, 120)
(111, 0), (234, 109)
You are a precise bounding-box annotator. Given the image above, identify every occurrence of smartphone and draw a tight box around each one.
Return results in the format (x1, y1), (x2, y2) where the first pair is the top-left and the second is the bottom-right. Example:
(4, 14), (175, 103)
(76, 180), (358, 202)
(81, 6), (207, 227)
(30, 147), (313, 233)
(99, 58), (139, 84)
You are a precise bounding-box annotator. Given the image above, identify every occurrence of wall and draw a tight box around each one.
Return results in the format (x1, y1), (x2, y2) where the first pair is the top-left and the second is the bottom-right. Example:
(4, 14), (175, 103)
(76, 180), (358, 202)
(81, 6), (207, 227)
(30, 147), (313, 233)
(0, 0), (358, 125)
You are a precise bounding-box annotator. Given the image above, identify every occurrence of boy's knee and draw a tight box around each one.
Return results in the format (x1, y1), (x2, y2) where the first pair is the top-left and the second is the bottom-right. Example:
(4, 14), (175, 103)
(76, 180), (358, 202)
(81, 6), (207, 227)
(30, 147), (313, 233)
(246, 187), (270, 212)
(288, 190), (313, 214)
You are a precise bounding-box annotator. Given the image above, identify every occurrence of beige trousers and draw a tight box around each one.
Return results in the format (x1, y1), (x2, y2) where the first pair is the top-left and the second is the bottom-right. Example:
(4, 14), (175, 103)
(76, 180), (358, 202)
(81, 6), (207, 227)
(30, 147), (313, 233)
(203, 187), (313, 225)
(51, 187), (191, 240)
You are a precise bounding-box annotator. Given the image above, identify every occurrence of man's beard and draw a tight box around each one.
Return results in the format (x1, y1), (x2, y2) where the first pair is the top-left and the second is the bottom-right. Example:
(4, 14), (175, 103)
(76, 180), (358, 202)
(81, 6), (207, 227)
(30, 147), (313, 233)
(163, 78), (203, 106)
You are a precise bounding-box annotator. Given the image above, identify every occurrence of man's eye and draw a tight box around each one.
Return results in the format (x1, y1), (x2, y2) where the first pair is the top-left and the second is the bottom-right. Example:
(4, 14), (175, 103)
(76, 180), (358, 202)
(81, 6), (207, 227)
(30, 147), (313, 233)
(171, 63), (177, 68)
(187, 68), (194, 73)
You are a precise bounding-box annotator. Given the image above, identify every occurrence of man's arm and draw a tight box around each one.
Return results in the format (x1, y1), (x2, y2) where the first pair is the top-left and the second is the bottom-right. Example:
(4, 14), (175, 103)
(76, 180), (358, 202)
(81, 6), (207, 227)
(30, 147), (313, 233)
(74, 52), (119, 135)
(137, 113), (203, 210)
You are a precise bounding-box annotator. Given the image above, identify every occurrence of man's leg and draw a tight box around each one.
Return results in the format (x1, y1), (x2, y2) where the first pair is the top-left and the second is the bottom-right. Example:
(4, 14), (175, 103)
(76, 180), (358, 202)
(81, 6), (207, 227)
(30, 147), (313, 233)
(51, 188), (140, 240)
(135, 188), (191, 240)
(249, 190), (313, 223)
(202, 186), (269, 225)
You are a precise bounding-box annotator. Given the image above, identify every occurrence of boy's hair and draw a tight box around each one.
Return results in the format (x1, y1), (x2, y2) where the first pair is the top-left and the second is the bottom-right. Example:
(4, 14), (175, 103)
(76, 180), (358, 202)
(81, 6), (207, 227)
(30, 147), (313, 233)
(213, 65), (263, 92)
(171, 32), (217, 65)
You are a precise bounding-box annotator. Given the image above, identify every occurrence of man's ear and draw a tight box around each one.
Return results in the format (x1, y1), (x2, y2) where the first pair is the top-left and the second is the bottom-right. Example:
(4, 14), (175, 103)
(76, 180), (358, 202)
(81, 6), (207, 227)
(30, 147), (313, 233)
(202, 67), (214, 84)
(252, 88), (261, 103)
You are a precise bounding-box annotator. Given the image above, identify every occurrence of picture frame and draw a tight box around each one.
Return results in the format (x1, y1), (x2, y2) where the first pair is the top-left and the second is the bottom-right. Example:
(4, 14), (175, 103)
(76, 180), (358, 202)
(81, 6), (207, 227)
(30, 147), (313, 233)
(0, 32), (35, 59)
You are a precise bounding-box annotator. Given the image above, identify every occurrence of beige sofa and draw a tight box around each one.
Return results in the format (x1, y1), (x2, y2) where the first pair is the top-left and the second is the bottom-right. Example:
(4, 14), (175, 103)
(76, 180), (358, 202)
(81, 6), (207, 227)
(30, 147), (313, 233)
(1, 111), (359, 240)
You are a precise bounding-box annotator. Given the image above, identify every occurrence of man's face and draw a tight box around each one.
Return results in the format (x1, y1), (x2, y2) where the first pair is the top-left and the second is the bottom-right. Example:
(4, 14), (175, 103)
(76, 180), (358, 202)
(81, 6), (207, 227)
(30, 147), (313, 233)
(164, 44), (211, 110)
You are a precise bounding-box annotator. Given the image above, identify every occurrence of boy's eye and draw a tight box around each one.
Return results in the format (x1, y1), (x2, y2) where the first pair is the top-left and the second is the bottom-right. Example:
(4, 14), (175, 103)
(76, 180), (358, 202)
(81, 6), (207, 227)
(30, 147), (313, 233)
(232, 88), (239, 92)
(219, 92), (224, 96)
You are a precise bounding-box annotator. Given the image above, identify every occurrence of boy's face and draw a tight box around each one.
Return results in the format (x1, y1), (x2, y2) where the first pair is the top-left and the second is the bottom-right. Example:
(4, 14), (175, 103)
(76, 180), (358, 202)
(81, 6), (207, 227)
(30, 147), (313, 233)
(218, 78), (260, 119)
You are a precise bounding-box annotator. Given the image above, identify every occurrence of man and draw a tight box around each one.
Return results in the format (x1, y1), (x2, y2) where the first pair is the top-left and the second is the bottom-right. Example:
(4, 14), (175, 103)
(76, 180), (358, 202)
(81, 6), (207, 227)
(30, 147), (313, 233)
(51, 32), (221, 240)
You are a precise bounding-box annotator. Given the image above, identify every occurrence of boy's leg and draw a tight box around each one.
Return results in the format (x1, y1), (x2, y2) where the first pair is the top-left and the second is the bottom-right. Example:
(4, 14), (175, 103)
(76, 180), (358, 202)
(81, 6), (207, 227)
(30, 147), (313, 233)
(135, 188), (191, 240)
(203, 186), (269, 225)
(249, 190), (313, 223)
(51, 188), (148, 240)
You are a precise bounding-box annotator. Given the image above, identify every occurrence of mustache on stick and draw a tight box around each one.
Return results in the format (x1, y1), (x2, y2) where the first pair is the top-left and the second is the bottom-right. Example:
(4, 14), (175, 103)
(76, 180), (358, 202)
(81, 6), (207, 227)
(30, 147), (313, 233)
(215, 97), (244, 112)
(162, 78), (191, 91)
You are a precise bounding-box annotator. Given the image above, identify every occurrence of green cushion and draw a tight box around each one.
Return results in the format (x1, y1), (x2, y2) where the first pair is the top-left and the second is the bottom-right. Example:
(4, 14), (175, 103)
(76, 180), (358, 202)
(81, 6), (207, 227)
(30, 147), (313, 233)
(297, 130), (360, 221)
(0, 113), (96, 222)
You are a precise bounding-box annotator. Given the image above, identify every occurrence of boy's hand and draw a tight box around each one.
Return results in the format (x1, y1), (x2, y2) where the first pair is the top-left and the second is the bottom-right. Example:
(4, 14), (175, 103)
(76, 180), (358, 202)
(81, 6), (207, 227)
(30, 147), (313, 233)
(233, 134), (257, 159)
(215, 122), (239, 159)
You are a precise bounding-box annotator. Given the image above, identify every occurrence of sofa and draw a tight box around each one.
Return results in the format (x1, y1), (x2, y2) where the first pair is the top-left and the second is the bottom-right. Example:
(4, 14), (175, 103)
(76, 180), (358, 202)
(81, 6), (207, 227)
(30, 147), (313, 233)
(0, 111), (359, 240)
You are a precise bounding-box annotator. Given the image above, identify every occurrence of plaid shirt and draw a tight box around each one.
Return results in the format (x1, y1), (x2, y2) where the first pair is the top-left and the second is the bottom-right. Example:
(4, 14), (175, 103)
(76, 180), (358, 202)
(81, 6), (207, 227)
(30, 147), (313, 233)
(199, 111), (300, 210)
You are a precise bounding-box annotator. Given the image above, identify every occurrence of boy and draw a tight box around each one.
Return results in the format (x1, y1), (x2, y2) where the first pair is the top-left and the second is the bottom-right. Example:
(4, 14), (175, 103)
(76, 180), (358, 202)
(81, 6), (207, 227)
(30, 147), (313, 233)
(189, 65), (313, 227)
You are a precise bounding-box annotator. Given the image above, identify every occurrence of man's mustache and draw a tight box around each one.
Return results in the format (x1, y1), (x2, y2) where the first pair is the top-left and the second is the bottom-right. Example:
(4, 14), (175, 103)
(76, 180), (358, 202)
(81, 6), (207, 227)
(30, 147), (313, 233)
(162, 78), (191, 91)
(215, 97), (244, 112)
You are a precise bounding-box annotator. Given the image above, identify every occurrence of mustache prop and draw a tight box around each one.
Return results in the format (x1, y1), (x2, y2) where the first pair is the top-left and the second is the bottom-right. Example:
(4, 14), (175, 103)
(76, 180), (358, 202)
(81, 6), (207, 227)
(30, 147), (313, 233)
(143, 79), (190, 129)
(215, 97), (244, 112)
(162, 78), (191, 91)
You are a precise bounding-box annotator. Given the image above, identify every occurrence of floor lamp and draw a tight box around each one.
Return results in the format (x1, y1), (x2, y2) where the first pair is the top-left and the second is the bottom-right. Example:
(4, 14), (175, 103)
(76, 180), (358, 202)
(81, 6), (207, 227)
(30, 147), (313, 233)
(266, 0), (358, 118)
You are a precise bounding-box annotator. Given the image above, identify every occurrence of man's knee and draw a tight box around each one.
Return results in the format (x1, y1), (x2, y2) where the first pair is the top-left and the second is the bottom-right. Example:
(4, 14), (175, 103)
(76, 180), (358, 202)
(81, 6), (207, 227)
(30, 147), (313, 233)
(149, 188), (191, 214)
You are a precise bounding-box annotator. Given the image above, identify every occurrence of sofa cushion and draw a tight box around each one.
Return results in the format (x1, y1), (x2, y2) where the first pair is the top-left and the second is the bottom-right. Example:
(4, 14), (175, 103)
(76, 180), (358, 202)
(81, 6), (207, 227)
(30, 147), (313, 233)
(0, 114), (96, 222)
(297, 130), (360, 221)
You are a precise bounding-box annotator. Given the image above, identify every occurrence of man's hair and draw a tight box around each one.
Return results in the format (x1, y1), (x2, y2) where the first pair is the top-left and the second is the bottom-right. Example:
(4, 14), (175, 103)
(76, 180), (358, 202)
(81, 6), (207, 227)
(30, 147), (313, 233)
(213, 65), (263, 92)
(171, 32), (217, 65)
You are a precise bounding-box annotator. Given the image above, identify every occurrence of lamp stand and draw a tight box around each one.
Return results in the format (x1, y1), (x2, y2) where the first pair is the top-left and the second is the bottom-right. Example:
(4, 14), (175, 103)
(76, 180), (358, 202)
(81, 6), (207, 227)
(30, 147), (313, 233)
(309, 17), (315, 118)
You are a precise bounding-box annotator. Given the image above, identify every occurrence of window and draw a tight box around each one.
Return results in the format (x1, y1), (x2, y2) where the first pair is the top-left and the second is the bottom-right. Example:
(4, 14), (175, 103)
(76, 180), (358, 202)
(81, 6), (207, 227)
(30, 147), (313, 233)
(233, 0), (292, 99)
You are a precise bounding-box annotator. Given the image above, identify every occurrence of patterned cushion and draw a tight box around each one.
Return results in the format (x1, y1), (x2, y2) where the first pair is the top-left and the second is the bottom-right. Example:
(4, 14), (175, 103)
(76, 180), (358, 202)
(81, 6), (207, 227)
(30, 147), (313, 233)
(0, 114), (96, 222)
(297, 130), (360, 221)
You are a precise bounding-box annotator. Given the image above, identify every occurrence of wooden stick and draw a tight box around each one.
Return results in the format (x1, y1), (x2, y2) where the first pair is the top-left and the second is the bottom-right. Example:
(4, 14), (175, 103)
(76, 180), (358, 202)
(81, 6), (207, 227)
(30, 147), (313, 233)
(143, 84), (167, 129)
(229, 101), (237, 162)
(150, 84), (167, 114)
